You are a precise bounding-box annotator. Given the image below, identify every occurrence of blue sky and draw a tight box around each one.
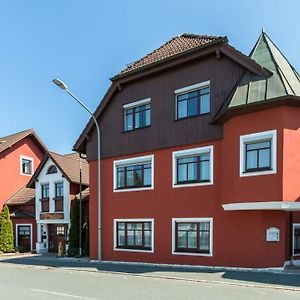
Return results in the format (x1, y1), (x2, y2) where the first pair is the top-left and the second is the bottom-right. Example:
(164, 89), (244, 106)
(1, 0), (299, 153)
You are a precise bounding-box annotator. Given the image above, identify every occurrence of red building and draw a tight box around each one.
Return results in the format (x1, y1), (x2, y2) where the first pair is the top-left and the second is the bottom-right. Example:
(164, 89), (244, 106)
(0, 129), (47, 251)
(74, 32), (300, 268)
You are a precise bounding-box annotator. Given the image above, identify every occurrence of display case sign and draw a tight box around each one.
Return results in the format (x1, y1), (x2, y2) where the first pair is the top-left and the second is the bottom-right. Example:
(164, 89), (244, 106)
(266, 227), (280, 242)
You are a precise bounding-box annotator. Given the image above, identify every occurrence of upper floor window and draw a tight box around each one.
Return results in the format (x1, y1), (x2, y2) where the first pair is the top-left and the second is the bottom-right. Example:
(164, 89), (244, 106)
(172, 146), (213, 187)
(240, 130), (277, 177)
(175, 81), (210, 120)
(123, 98), (151, 132)
(55, 182), (64, 198)
(114, 155), (154, 192)
(47, 165), (58, 174)
(20, 156), (33, 175)
(41, 183), (49, 199)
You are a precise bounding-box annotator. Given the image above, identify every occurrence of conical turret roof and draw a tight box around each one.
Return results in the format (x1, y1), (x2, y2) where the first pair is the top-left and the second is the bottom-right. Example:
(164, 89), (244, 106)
(218, 32), (300, 113)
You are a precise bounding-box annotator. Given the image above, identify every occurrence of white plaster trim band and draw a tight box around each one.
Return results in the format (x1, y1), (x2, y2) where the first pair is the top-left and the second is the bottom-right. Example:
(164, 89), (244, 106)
(223, 201), (300, 211)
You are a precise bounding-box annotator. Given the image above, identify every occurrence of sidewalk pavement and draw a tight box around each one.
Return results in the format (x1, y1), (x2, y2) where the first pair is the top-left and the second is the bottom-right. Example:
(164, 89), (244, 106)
(0, 253), (300, 291)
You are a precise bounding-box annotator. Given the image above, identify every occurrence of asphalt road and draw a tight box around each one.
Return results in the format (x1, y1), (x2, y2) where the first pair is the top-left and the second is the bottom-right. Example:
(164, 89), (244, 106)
(0, 261), (299, 300)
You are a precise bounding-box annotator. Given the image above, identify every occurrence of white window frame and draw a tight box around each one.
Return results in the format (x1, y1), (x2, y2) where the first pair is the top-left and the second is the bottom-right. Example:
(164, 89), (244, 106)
(175, 80), (210, 119)
(293, 223), (300, 257)
(123, 98), (151, 132)
(15, 223), (33, 252)
(172, 217), (213, 257)
(113, 155), (154, 192)
(20, 155), (34, 176)
(172, 146), (213, 188)
(239, 130), (277, 177)
(113, 218), (154, 253)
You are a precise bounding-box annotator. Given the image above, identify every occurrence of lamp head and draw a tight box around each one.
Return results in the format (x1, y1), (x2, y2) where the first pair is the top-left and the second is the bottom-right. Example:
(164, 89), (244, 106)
(53, 78), (67, 90)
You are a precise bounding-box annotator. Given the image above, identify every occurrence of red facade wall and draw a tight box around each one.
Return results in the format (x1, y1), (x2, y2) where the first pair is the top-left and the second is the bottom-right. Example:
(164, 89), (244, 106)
(0, 137), (44, 208)
(88, 106), (300, 268)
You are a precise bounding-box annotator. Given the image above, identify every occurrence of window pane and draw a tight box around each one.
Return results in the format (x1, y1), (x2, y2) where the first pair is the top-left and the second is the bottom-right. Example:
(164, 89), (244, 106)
(126, 169), (134, 186)
(178, 164), (187, 182)
(177, 231), (187, 248)
(135, 111), (141, 128)
(200, 87), (210, 95)
(118, 222), (125, 230)
(125, 113), (133, 131)
(144, 222), (151, 230)
(187, 231), (197, 248)
(246, 150), (257, 169)
(178, 223), (197, 230)
(259, 149), (271, 168)
(145, 109), (151, 126)
(118, 230), (125, 246)
(133, 167), (143, 186)
(200, 93), (210, 114)
(200, 160), (210, 181)
(187, 162), (197, 181)
(199, 231), (210, 251)
(199, 222), (210, 231)
(127, 230), (134, 245)
(144, 230), (151, 247)
(117, 171), (125, 188)
(144, 167), (151, 186)
(178, 100), (187, 118)
(187, 97), (198, 116)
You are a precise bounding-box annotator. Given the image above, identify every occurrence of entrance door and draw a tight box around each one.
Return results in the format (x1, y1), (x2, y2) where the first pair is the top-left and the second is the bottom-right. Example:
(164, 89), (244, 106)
(48, 224), (68, 253)
(17, 225), (31, 252)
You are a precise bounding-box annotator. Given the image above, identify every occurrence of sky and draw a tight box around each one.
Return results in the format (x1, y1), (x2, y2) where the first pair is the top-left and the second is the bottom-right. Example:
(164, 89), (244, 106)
(0, 0), (299, 153)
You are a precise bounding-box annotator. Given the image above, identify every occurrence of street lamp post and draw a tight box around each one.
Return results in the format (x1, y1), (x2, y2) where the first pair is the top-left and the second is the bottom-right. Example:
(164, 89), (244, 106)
(53, 79), (101, 261)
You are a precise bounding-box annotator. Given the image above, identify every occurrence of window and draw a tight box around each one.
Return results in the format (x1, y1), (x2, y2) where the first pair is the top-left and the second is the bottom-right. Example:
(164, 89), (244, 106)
(172, 218), (213, 256)
(41, 184), (49, 199)
(56, 226), (65, 236)
(114, 155), (154, 192)
(175, 81), (210, 119)
(124, 98), (151, 131)
(55, 182), (64, 197)
(240, 130), (277, 177)
(172, 146), (213, 187)
(114, 219), (154, 252)
(293, 224), (300, 256)
(20, 156), (33, 175)
(47, 165), (58, 174)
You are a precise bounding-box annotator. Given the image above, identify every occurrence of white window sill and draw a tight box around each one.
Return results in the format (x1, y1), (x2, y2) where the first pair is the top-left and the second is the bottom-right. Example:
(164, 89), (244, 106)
(240, 169), (277, 177)
(172, 181), (213, 188)
(172, 251), (212, 257)
(114, 248), (154, 253)
(114, 186), (154, 193)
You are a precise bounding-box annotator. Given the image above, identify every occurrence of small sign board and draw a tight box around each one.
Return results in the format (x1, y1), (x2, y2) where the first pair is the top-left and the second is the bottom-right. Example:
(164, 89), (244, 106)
(266, 227), (280, 242)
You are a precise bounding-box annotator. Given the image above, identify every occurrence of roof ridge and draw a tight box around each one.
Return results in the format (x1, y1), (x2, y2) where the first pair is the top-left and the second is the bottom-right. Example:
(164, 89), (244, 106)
(0, 128), (33, 140)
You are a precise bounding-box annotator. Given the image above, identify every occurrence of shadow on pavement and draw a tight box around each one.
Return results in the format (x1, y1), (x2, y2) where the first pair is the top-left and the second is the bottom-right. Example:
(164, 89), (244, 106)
(1, 254), (300, 288)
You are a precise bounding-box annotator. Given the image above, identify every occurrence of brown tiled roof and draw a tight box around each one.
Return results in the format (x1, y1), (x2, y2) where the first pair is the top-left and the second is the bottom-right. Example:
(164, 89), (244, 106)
(0, 129), (47, 154)
(6, 187), (35, 206)
(49, 152), (89, 186)
(115, 34), (225, 78)
(28, 151), (89, 187)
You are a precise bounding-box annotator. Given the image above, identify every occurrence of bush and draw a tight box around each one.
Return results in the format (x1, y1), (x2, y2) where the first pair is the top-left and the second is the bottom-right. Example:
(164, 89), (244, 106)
(0, 205), (14, 253)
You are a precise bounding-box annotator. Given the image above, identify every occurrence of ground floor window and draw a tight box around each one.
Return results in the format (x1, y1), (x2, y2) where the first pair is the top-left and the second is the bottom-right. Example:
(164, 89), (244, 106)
(114, 219), (153, 252)
(293, 224), (300, 256)
(172, 218), (213, 256)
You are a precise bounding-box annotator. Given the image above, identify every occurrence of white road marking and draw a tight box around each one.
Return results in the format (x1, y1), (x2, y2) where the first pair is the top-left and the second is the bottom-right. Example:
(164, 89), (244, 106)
(30, 288), (98, 299)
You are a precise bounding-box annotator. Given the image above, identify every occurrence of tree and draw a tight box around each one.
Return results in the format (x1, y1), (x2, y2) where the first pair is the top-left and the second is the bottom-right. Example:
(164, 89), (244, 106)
(67, 199), (80, 256)
(0, 205), (14, 253)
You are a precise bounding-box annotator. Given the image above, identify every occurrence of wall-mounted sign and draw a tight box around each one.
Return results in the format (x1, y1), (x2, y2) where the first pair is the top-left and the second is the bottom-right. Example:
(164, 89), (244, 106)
(266, 227), (280, 242)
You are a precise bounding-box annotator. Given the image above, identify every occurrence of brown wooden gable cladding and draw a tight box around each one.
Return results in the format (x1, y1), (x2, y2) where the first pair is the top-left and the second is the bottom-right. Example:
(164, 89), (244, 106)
(86, 54), (245, 160)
